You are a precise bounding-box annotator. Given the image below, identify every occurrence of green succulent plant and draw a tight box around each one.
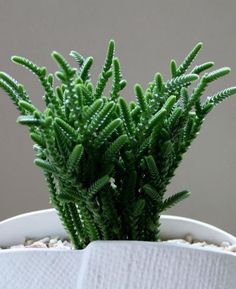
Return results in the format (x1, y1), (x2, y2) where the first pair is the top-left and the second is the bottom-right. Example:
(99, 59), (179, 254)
(1, 40), (235, 249)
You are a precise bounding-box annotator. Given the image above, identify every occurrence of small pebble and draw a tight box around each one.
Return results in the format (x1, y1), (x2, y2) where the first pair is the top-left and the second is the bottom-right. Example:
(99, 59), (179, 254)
(10, 244), (25, 249)
(37, 237), (50, 244)
(24, 239), (35, 246)
(225, 245), (236, 253)
(220, 241), (231, 248)
(27, 241), (47, 249)
(51, 240), (64, 248)
(184, 234), (193, 244)
(63, 240), (73, 249)
(191, 242), (207, 247)
(166, 239), (189, 244)
(49, 237), (59, 247)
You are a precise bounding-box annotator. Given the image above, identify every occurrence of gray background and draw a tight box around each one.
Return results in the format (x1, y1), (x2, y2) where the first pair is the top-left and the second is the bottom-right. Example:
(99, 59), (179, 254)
(0, 0), (235, 235)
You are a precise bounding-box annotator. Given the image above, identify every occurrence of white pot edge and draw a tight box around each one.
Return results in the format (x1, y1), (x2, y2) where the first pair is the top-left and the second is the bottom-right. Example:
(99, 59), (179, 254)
(0, 209), (236, 289)
(0, 208), (235, 248)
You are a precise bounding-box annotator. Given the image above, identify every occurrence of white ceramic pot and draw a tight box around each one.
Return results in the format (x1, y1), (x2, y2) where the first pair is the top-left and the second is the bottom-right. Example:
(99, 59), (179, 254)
(0, 209), (235, 289)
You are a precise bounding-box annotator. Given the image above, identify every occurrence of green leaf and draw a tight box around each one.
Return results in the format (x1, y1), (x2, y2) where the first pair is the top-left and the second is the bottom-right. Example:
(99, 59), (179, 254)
(161, 190), (191, 211)
(84, 99), (104, 120)
(169, 107), (183, 129)
(70, 50), (85, 68)
(88, 102), (115, 132)
(134, 84), (147, 112)
(191, 62), (214, 75)
(12, 55), (59, 108)
(88, 175), (110, 198)
(55, 117), (77, 141)
(0, 72), (20, 92)
(95, 118), (122, 146)
(34, 158), (58, 174)
(160, 140), (173, 155)
(30, 133), (46, 147)
(149, 108), (167, 130)
(170, 59), (177, 78)
(175, 42), (203, 76)
(51, 51), (75, 77)
(186, 76), (208, 112)
(0, 80), (22, 112)
(205, 67), (231, 82)
(184, 115), (195, 141)
(57, 193), (77, 203)
(133, 199), (145, 217)
(67, 144), (84, 175)
(58, 191), (81, 203)
(104, 134), (129, 160)
(130, 106), (141, 123)
(119, 97), (135, 136)
(208, 87), (236, 105)
(155, 73), (164, 94)
(19, 100), (38, 113)
(11, 56), (43, 76)
(163, 95), (176, 114)
(201, 102), (214, 115)
(145, 155), (161, 188)
(165, 74), (199, 93)
(143, 184), (161, 202)
(110, 58), (123, 100)
(80, 57), (93, 81)
(17, 115), (42, 126)
(104, 40), (115, 71)
(129, 101), (136, 110)
(75, 84), (84, 108)
(54, 122), (71, 158)
(180, 87), (189, 108)
(119, 79), (127, 90)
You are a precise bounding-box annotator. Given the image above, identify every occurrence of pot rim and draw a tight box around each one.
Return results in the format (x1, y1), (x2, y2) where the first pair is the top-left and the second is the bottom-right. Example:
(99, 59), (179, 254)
(0, 208), (235, 248)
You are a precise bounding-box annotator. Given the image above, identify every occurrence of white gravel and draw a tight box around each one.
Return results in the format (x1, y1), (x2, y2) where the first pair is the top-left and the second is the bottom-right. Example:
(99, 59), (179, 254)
(1, 236), (73, 250)
(1, 234), (235, 253)
(164, 234), (236, 253)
